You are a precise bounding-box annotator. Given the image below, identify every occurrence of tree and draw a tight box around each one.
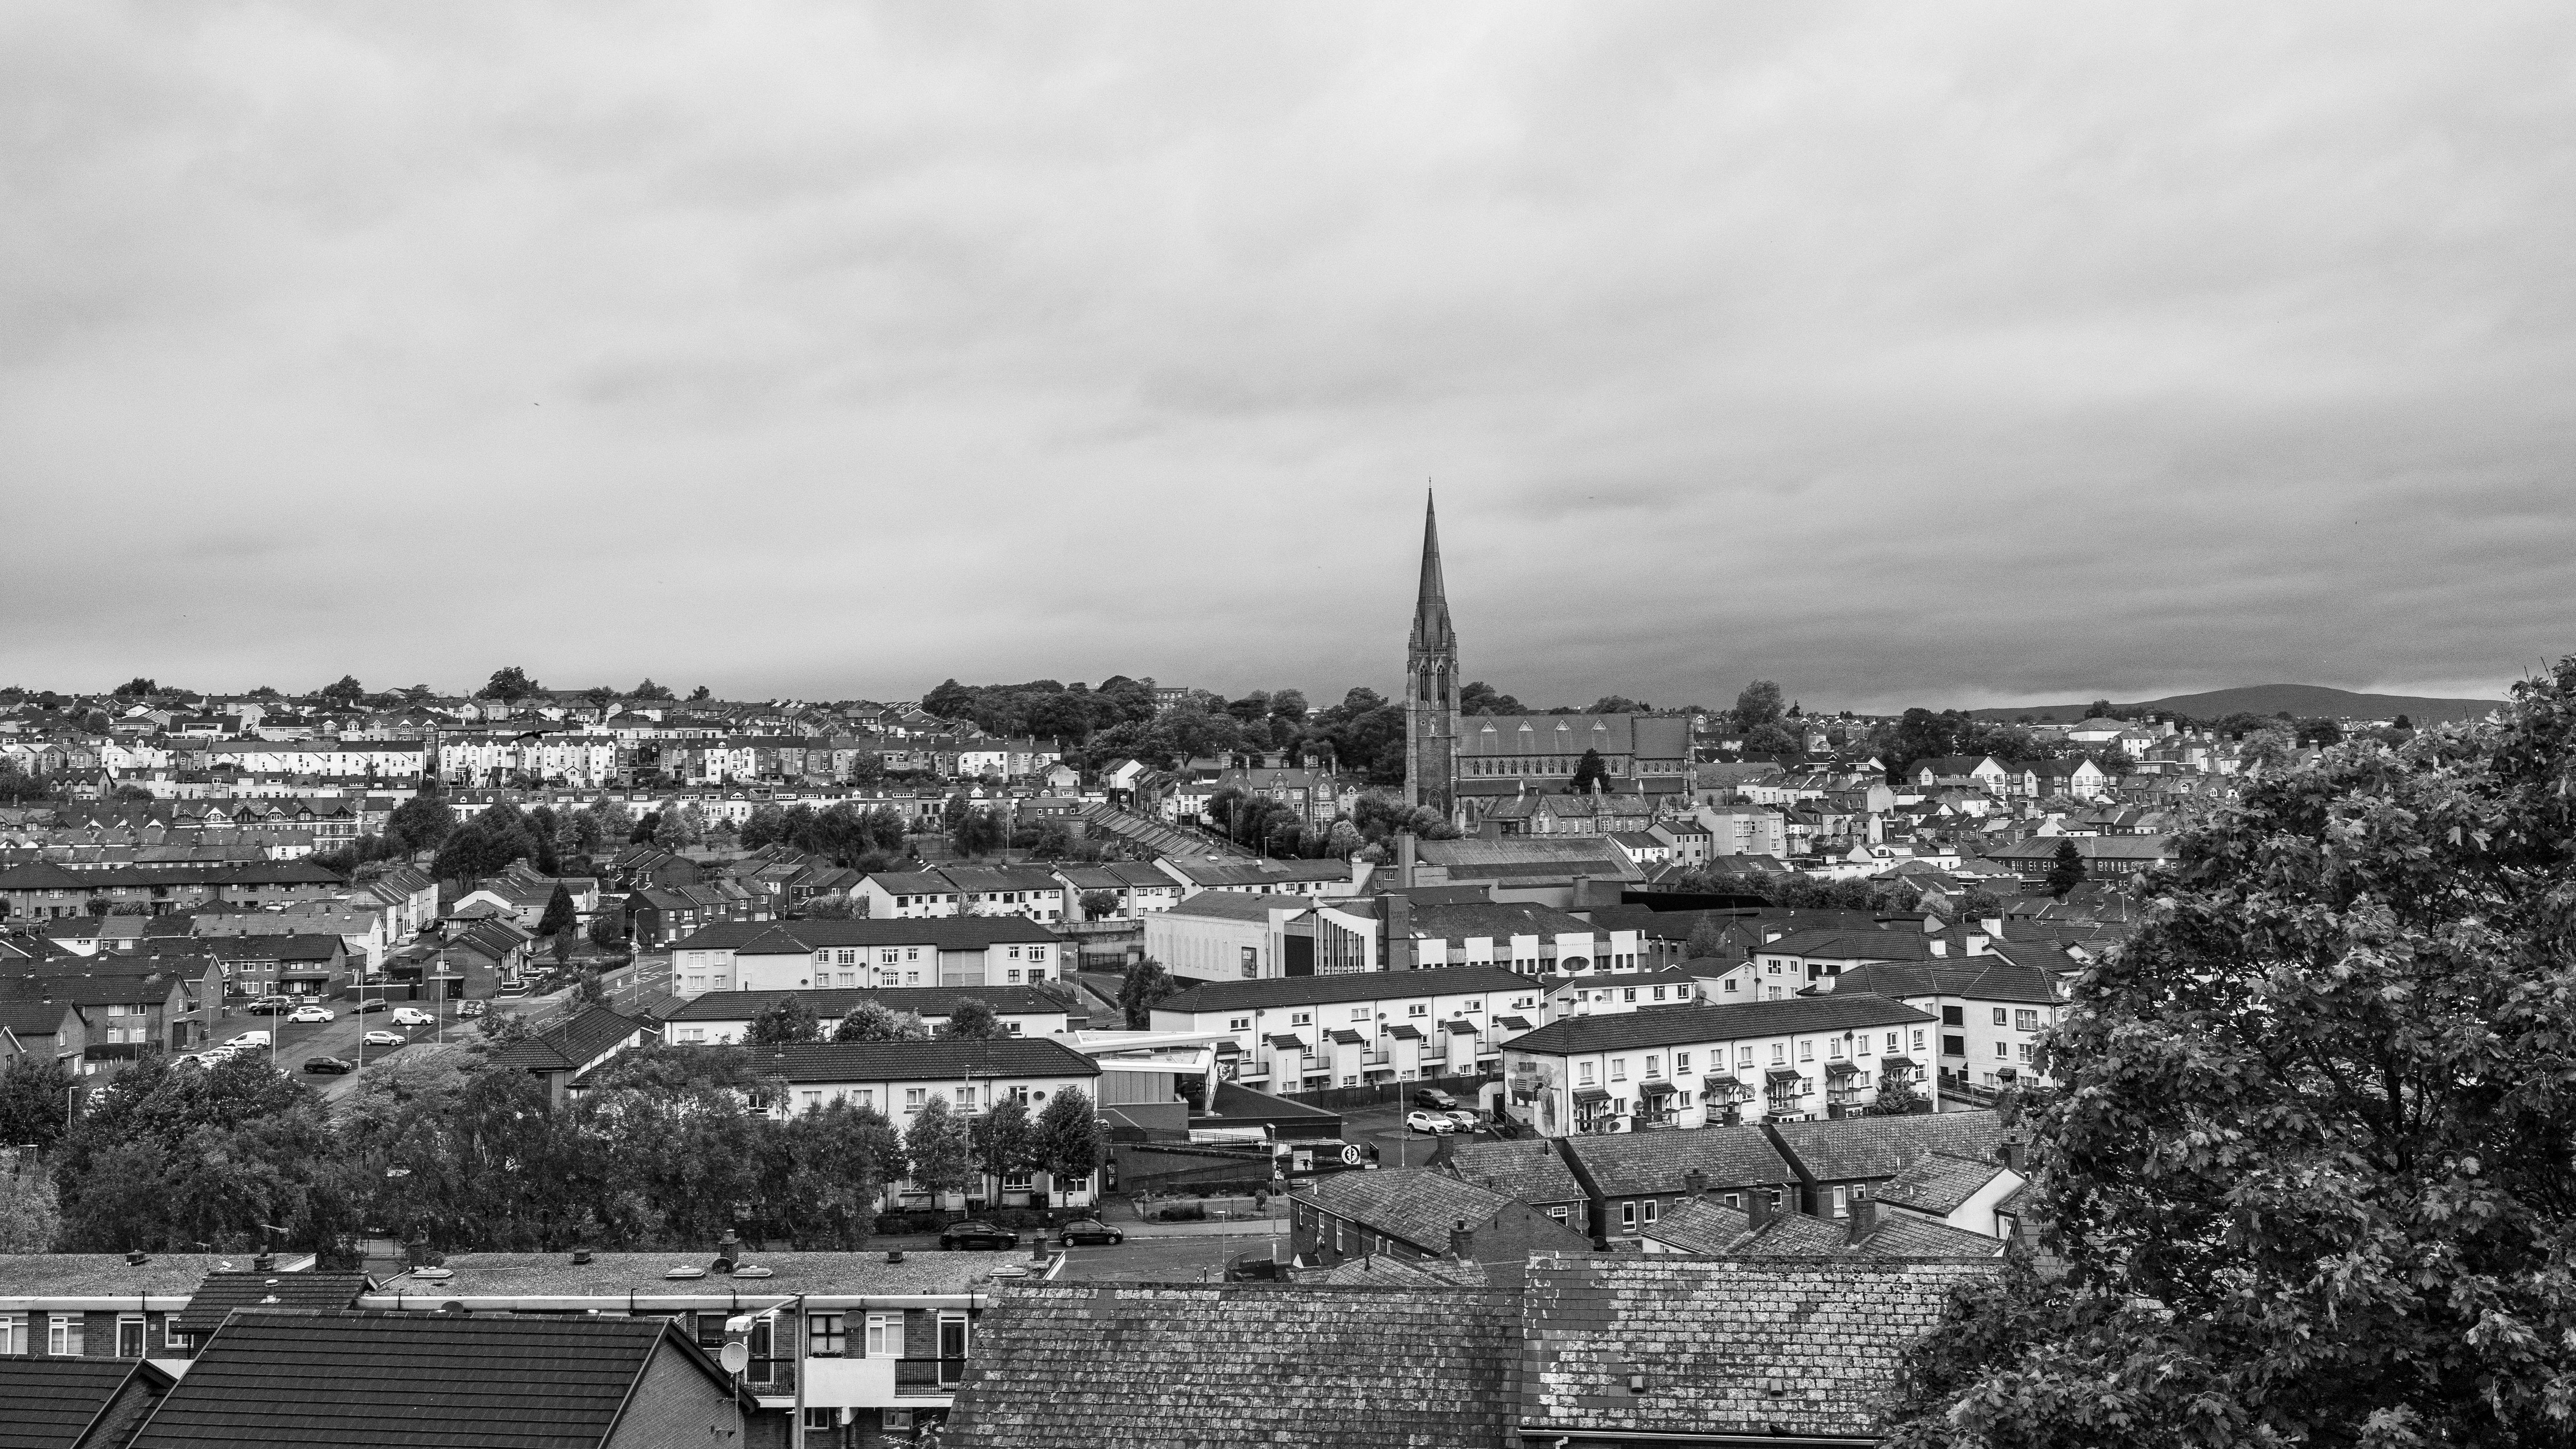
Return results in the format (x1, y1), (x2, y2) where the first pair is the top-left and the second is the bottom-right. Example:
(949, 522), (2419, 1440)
(477, 667), (540, 702)
(1958, 887), (2005, 922)
(113, 677), (158, 698)
(631, 679), (676, 701)
(1567, 747), (1610, 794)
(938, 999), (1008, 1042)
(1681, 914), (1730, 962)
(1458, 681), (1522, 716)
(739, 802), (787, 850)
(747, 996), (822, 1045)
(834, 1002), (930, 1043)
(1030, 1086), (1103, 1195)
(1883, 657), (2576, 1446)
(0, 1053), (73, 1154)
(586, 903), (627, 952)
(574, 970), (608, 1006)
(1860, 1073), (1925, 1117)
(968, 1097), (1035, 1194)
(534, 884), (577, 940)
(1119, 957), (1179, 1030)
(687, 686), (710, 702)
(0, 1163), (61, 1252)
(585, 799), (633, 845)
(1734, 680), (1785, 729)
(659, 803), (705, 850)
(903, 1097), (974, 1203)
(1079, 890), (1121, 922)
(383, 788), (458, 859)
(2043, 839), (2084, 898)
(2392, 713), (2414, 731)
(581, 686), (616, 709)
(319, 674), (367, 708)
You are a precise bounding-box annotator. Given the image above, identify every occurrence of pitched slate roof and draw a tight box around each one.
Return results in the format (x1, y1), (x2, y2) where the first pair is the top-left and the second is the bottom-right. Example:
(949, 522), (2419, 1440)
(1160, 890), (1286, 922)
(1876, 1150), (2011, 1215)
(946, 1283), (1519, 1449)
(128, 1310), (734, 1449)
(1562, 1123), (1793, 1197)
(172, 1270), (372, 1337)
(658, 984), (1069, 1022)
(371, 1250), (1021, 1298)
(1859, 1212), (2008, 1258)
(1156, 965), (1528, 1015)
(1291, 1168), (1520, 1252)
(484, 1005), (644, 1074)
(1514, 1255), (2001, 1440)
(1831, 957), (2061, 1006)
(1638, 1194), (1753, 1253)
(1439, 1139), (1586, 1207)
(733, 1038), (1100, 1084)
(1766, 1109), (2008, 1184)
(0, 1357), (172, 1449)
(1506, 993), (1935, 1056)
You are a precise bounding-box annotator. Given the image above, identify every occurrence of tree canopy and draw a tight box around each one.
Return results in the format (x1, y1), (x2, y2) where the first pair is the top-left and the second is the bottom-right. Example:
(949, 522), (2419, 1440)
(1885, 657), (2576, 1446)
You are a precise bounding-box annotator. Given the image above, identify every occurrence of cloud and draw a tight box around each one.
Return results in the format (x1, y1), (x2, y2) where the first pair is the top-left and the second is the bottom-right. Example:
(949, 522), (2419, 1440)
(2, 0), (2571, 711)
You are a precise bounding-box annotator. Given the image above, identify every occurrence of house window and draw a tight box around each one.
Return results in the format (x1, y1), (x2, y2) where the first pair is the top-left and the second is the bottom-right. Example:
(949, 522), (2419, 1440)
(905, 1088), (926, 1112)
(803, 1409), (836, 1431)
(1738, 1046), (1754, 1066)
(1622, 988), (1636, 1002)
(1993, 1007), (2008, 1026)
(1799, 1040), (1814, 1061)
(2015, 1010), (2040, 1032)
(0, 1314), (21, 1355)
(1997, 1042), (2011, 1058)
(1005, 969), (1021, 984)
(1408, 1003), (1428, 1017)
(1651, 986), (1666, 1001)
(1771, 1044), (1785, 1065)
(1229, 1017), (1251, 1032)
(801, 1091), (822, 1111)
(1724, 979), (1739, 992)
(1610, 1059), (1626, 1081)
(1643, 1055), (1660, 1079)
(1291, 1012), (1311, 1026)
(808, 1312), (847, 1357)
(1578, 1062), (1595, 1084)
(864, 1313), (898, 1358)
(1620, 1201), (1637, 1230)
(1675, 1052), (1691, 1074)
(1831, 1185), (1849, 1218)
(1351, 1007), (1370, 1022)
(1641, 1199), (1659, 1224)
(1828, 1039), (1843, 1059)
(1008, 946), (1021, 959)
(1548, 1206), (1569, 1224)
(48, 1315), (81, 1356)
(2019, 1042), (2035, 1062)
(1913, 1030), (1927, 1052)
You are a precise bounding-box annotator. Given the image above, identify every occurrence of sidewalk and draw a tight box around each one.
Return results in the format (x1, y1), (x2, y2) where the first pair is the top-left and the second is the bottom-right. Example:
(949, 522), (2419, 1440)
(1121, 1216), (1287, 1239)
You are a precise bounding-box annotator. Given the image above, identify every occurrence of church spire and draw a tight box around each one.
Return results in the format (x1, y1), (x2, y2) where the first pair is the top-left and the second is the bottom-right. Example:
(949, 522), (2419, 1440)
(1410, 488), (1452, 654)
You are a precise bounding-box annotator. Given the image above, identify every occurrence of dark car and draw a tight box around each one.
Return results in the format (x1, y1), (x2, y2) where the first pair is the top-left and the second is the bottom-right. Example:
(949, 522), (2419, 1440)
(1056, 1219), (1124, 1246)
(244, 998), (294, 1016)
(939, 1221), (1019, 1251)
(301, 1056), (355, 1075)
(1223, 1251), (1289, 1283)
(353, 998), (391, 1014)
(1413, 1088), (1458, 1111)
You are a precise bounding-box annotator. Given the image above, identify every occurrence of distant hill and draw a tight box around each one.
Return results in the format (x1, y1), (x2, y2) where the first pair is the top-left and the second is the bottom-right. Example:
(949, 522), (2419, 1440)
(1965, 684), (2503, 725)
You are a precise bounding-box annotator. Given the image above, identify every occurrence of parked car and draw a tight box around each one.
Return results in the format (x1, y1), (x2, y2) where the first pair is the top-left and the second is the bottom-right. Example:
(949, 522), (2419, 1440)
(939, 1221), (1019, 1251)
(301, 1057), (355, 1075)
(361, 1030), (406, 1048)
(1443, 1110), (1482, 1133)
(1413, 1088), (1458, 1111)
(1403, 1110), (1454, 1135)
(285, 1005), (335, 1024)
(458, 1000), (486, 1018)
(1057, 1219), (1124, 1246)
(227, 1031), (272, 1049)
(243, 997), (293, 1016)
(1223, 1251), (1290, 1282)
(389, 1007), (435, 1027)
(353, 998), (391, 1014)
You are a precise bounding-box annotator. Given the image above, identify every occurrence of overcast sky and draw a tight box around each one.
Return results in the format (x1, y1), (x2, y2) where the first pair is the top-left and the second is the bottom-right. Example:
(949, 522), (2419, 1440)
(5, 3), (2572, 713)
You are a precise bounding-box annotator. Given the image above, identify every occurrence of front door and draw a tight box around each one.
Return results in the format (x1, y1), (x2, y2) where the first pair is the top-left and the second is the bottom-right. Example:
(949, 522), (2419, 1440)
(936, 1314), (967, 1385)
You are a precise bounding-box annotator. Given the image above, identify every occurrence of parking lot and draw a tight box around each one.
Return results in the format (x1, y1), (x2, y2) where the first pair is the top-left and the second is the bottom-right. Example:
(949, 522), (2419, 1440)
(195, 999), (487, 1097)
(1340, 1095), (1514, 1172)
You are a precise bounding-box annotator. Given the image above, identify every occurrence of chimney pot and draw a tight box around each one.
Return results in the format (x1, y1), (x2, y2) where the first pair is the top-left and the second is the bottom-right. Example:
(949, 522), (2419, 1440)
(252, 1251), (276, 1272)
(1448, 1218), (1474, 1261)
(1747, 1191), (1775, 1229)
(1999, 1139), (2027, 1173)
(1683, 1168), (1708, 1196)
(715, 1228), (741, 1273)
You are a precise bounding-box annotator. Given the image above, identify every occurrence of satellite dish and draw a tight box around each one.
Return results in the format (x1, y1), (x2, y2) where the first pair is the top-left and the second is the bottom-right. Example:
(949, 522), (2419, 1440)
(719, 1341), (750, 1374)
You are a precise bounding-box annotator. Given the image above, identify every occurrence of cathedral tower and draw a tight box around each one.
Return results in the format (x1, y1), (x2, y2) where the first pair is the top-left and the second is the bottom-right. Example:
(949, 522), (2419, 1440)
(1404, 490), (1460, 820)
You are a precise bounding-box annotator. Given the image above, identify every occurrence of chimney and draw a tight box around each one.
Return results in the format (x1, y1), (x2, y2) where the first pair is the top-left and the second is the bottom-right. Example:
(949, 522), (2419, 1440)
(1384, 892), (1413, 971)
(1747, 1190), (1775, 1229)
(253, 1250), (276, 1272)
(1981, 915), (2004, 938)
(715, 1227), (742, 1273)
(1847, 1199), (1878, 1243)
(1929, 939), (1946, 957)
(405, 1232), (431, 1269)
(1999, 1139), (2027, 1173)
(1449, 1219), (1475, 1261)
(1964, 932), (1988, 955)
(1682, 1168), (1708, 1197)
(1397, 831), (1418, 889)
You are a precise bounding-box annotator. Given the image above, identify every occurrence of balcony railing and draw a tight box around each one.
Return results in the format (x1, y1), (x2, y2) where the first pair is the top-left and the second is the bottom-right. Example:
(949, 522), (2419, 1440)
(893, 1357), (967, 1394)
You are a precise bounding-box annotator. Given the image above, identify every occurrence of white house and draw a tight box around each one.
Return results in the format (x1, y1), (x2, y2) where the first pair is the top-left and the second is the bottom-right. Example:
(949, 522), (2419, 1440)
(658, 984), (1076, 1044)
(747, 1038), (1103, 1209)
(1148, 965), (1541, 1092)
(1500, 993), (1941, 1138)
(666, 917), (1066, 996)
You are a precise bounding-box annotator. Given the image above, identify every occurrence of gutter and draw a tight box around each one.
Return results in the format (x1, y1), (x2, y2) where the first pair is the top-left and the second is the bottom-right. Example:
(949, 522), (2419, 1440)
(355, 1291), (989, 1312)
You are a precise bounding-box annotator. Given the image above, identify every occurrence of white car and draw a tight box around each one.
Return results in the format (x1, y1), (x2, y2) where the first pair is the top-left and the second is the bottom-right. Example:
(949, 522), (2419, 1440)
(1403, 1109), (1455, 1135)
(285, 1005), (335, 1024)
(361, 1030), (406, 1048)
(227, 1031), (272, 1049)
(1443, 1110), (1483, 1133)
(389, 1008), (434, 1027)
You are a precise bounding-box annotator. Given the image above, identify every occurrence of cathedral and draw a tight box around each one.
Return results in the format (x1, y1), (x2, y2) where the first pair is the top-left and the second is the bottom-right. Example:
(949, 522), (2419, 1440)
(1402, 494), (1692, 830)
